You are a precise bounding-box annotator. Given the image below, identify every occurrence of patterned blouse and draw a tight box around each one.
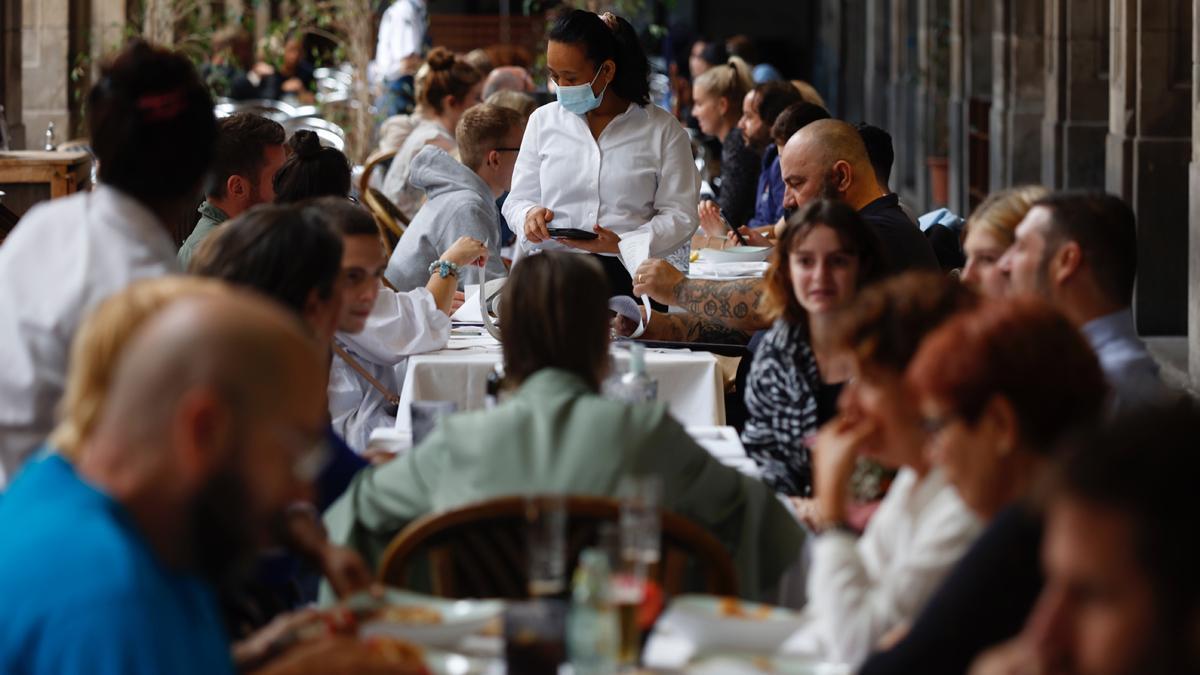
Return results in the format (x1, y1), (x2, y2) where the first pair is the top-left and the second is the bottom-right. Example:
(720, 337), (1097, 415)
(741, 319), (824, 496)
(717, 127), (763, 228)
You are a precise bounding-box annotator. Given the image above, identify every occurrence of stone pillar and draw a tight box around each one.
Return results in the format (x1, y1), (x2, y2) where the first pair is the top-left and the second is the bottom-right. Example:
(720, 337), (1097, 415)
(888, 0), (920, 199)
(918, 0), (951, 209)
(1107, 0), (1192, 335)
(948, 0), (970, 214)
(1042, 0), (1108, 189)
(839, 0), (867, 123)
(2, 0), (23, 148)
(1191, 0), (1200, 384)
(989, 0), (1045, 191)
(20, 0), (70, 149)
(812, 0), (844, 117)
(863, 0), (890, 127)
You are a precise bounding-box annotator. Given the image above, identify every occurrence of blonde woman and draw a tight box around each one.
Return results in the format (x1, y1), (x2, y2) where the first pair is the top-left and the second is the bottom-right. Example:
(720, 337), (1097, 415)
(692, 57), (761, 237)
(960, 185), (1048, 297)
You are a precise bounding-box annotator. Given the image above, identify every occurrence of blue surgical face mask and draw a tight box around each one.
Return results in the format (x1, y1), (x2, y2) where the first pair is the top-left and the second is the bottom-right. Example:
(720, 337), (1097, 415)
(556, 65), (608, 115)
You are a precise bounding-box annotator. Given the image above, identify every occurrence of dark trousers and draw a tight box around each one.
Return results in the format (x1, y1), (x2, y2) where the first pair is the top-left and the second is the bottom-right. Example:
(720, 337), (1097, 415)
(593, 254), (667, 312)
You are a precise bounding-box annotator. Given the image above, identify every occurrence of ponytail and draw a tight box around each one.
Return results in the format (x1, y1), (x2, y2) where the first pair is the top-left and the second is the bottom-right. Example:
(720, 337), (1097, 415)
(694, 56), (753, 116)
(548, 9), (650, 106)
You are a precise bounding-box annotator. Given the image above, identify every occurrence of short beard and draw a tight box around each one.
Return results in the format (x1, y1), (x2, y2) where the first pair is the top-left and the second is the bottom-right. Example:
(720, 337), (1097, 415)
(819, 169), (842, 202)
(188, 466), (259, 591)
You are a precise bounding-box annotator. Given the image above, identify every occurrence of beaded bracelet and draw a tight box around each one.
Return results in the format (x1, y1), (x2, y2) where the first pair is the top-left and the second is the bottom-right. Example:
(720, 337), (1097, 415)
(428, 259), (460, 279)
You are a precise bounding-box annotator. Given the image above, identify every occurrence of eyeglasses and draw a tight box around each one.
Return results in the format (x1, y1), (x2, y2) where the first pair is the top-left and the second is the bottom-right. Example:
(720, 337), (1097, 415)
(493, 147), (521, 153)
(271, 424), (331, 483)
(920, 414), (955, 436)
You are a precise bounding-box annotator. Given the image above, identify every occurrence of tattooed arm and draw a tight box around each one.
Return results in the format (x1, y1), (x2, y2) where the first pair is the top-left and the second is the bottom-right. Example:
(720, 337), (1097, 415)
(641, 310), (753, 344)
(631, 259), (772, 333)
(671, 277), (770, 332)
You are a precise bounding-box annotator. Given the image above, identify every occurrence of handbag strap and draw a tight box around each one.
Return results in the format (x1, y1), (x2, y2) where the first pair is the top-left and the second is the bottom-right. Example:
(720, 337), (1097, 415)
(332, 343), (401, 407)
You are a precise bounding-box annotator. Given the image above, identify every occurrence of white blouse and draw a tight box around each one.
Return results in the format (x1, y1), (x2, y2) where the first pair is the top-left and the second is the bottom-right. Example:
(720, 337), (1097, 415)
(328, 286), (450, 453)
(0, 186), (179, 488)
(502, 101), (701, 259)
(783, 467), (983, 666)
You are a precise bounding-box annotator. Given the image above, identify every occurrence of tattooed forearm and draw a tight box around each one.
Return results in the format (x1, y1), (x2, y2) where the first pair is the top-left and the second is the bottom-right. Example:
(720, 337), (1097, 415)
(643, 312), (751, 345)
(670, 278), (770, 332)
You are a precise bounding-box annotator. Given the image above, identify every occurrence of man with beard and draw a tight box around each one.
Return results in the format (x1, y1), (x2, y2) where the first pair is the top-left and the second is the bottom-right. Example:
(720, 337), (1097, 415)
(177, 113), (287, 268)
(628, 119), (938, 343)
(995, 191), (1174, 415)
(0, 289), (327, 675)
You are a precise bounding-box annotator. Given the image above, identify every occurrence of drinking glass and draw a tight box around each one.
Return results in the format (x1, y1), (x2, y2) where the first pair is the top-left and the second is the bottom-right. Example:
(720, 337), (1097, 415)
(504, 599), (567, 675)
(409, 400), (457, 445)
(619, 475), (662, 569)
(615, 475), (662, 667)
(525, 494), (567, 598)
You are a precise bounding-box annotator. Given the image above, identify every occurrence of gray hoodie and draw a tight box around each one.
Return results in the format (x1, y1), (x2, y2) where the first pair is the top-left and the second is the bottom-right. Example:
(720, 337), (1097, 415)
(384, 145), (508, 291)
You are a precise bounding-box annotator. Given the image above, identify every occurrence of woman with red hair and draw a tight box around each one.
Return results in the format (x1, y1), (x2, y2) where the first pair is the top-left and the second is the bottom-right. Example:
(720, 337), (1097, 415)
(860, 299), (1108, 675)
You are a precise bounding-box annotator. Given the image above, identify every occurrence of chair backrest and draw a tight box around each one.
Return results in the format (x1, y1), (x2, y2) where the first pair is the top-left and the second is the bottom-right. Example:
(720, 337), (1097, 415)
(377, 495), (738, 600)
(359, 150), (408, 253)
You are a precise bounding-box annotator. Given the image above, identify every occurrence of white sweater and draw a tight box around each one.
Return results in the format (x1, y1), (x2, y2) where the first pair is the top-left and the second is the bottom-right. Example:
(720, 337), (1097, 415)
(784, 467), (982, 666)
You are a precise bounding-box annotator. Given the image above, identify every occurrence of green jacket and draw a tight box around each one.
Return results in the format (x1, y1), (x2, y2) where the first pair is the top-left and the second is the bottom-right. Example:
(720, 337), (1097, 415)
(177, 201), (228, 269)
(323, 368), (804, 600)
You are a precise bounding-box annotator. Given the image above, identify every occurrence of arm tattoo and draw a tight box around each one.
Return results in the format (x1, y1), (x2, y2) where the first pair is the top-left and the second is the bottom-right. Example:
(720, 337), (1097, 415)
(671, 278), (770, 332)
(647, 313), (751, 345)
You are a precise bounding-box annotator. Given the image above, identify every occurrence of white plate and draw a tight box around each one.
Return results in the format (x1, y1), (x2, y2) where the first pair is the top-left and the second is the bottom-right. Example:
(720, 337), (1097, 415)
(353, 589), (504, 648)
(687, 654), (852, 675)
(667, 595), (806, 653)
(699, 246), (773, 263)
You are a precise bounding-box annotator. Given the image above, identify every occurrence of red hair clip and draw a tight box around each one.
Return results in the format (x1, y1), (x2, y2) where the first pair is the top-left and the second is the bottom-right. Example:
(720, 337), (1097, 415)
(136, 90), (187, 122)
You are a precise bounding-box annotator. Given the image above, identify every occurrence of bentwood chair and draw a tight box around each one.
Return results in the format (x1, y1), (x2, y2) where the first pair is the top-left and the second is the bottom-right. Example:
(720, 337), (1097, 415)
(377, 495), (738, 600)
(358, 150), (408, 255)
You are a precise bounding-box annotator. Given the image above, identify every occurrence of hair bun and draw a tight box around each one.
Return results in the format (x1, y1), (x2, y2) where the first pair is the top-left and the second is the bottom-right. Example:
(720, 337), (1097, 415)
(290, 130), (322, 159)
(426, 47), (456, 72)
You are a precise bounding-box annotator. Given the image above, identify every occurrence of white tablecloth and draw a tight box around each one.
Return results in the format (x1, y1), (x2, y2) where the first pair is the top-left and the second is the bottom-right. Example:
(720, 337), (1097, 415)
(394, 334), (726, 432)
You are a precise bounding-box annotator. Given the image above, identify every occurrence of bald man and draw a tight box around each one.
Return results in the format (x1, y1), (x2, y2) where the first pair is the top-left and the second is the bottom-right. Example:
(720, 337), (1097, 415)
(779, 119), (938, 272)
(0, 289), (327, 675)
(629, 120), (938, 343)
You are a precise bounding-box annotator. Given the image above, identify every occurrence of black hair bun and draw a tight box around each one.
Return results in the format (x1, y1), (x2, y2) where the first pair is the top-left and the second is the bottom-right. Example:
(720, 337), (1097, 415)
(289, 129), (322, 159)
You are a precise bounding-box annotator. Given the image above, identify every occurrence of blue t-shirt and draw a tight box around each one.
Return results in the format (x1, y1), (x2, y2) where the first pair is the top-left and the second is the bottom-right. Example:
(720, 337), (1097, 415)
(747, 144), (785, 229)
(0, 455), (234, 675)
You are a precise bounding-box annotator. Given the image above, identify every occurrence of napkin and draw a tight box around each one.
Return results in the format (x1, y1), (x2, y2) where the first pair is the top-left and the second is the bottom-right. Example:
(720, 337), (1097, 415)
(617, 231), (653, 338)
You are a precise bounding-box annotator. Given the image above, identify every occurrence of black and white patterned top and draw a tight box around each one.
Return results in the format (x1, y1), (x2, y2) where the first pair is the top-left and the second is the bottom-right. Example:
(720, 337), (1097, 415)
(741, 319), (825, 496)
(717, 127), (763, 228)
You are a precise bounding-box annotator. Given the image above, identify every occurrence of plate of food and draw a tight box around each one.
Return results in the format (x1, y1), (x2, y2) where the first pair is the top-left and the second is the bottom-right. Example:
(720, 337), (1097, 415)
(350, 589), (504, 648)
(687, 653), (852, 675)
(699, 245), (774, 264)
(666, 595), (806, 653)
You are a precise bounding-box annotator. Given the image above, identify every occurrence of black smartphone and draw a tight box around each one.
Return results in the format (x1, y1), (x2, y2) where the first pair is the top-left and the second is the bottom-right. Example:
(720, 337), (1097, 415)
(717, 206), (749, 247)
(547, 228), (599, 240)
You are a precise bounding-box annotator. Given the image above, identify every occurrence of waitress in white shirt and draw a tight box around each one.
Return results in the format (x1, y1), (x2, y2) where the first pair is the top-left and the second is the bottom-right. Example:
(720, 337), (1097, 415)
(502, 10), (700, 301)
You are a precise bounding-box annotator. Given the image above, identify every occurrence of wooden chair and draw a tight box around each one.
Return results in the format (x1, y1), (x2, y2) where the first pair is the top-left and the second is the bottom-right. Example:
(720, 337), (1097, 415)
(359, 150), (408, 255)
(377, 495), (738, 600)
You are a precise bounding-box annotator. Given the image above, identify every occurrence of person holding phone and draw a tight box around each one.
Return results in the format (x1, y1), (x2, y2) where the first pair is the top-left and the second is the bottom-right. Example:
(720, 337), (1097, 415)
(502, 9), (700, 299)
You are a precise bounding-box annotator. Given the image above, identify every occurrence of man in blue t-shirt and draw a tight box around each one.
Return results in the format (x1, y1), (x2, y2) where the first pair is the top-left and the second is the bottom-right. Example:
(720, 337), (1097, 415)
(0, 290), (329, 675)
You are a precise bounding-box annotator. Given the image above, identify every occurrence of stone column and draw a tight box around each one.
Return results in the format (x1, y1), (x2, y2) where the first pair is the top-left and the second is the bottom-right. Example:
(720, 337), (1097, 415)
(812, 0), (844, 117)
(888, 0), (919, 199)
(839, 0), (867, 123)
(1191, 0), (1200, 384)
(2, 0), (23, 148)
(863, 0), (890, 127)
(948, 0), (970, 214)
(1107, 0), (1192, 335)
(1042, 0), (1108, 189)
(20, 0), (70, 149)
(989, 0), (1045, 191)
